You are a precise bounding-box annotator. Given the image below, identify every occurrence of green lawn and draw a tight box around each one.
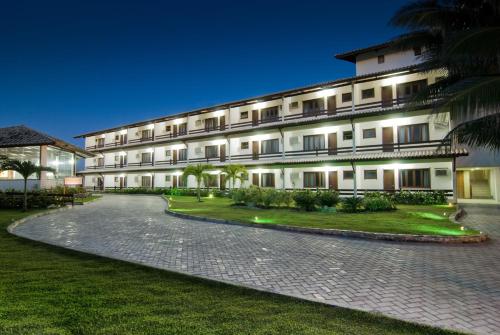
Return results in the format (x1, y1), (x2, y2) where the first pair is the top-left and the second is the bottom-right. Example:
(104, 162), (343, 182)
(0, 210), (461, 335)
(168, 196), (479, 236)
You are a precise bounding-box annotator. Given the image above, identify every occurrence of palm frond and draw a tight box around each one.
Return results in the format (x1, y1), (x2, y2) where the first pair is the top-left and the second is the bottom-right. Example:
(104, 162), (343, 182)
(445, 113), (500, 150)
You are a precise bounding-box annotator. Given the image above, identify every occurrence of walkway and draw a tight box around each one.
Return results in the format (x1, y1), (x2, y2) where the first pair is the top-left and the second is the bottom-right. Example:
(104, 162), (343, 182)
(10, 195), (500, 335)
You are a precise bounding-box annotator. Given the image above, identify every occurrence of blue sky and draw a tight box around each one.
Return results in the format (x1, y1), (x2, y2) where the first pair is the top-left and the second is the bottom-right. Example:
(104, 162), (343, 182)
(0, 0), (408, 146)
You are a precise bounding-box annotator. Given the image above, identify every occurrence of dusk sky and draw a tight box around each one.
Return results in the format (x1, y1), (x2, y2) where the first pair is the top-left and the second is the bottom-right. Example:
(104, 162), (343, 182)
(0, 0), (408, 147)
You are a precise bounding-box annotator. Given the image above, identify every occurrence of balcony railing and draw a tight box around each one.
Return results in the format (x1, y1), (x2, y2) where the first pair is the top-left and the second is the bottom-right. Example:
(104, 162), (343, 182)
(155, 130), (188, 140)
(83, 97), (434, 151)
(128, 161), (154, 167)
(129, 136), (154, 144)
(155, 159), (188, 166)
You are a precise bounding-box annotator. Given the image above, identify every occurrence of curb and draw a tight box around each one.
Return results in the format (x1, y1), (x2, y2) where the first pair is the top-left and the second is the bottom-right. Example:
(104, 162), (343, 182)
(7, 205), (74, 234)
(162, 197), (488, 244)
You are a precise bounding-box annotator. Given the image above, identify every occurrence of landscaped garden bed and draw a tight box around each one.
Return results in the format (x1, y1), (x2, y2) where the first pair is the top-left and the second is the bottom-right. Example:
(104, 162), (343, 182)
(166, 192), (480, 237)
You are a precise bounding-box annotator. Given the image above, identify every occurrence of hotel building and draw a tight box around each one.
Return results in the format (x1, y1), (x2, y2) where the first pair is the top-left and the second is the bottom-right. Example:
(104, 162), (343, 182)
(76, 38), (500, 203)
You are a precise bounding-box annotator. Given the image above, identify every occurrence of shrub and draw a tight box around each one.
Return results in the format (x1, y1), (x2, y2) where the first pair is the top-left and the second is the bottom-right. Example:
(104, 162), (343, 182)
(231, 188), (247, 204)
(293, 191), (317, 211)
(260, 189), (275, 208)
(363, 197), (396, 212)
(341, 196), (363, 213)
(393, 190), (447, 205)
(246, 186), (262, 207)
(316, 191), (340, 208)
(275, 190), (293, 208)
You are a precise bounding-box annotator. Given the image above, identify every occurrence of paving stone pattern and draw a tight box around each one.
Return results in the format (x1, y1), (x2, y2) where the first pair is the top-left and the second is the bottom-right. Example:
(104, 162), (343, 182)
(11, 195), (500, 335)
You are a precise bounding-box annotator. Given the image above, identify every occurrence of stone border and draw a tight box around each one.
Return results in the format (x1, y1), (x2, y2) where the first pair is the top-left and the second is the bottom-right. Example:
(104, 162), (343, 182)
(7, 205), (74, 234)
(162, 197), (488, 243)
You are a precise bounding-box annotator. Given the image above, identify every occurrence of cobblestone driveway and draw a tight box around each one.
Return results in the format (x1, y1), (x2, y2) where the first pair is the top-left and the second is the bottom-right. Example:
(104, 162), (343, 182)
(10, 195), (500, 335)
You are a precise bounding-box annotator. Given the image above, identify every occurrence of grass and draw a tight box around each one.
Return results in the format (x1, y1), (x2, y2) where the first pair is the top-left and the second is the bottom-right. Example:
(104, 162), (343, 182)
(76, 195), (102, 203)
(167, 196), (479, 236)
(0, 210), (461, 334)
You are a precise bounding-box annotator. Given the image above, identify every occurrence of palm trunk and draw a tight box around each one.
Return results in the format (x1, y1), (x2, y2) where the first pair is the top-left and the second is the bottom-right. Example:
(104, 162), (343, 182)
(197, 179), (201, 202)
(23, 178), (28, 212)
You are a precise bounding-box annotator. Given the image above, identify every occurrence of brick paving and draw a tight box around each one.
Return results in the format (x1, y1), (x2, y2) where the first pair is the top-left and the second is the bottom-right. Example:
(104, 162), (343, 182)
(10, 195), (500, 335)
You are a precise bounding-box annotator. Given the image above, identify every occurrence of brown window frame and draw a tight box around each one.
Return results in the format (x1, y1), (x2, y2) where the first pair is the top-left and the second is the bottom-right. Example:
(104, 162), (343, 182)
(303, 172), (325, 188)
(361, 88), (375, 99)
(363, 128), (376, 139)
(399, 168), (431, 189)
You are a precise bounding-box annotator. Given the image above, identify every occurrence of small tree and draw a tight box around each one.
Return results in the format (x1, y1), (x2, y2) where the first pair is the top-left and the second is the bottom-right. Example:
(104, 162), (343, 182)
(182, 164), (214, 202)
(221, 164), (248, 190)
(0, 159), (55, 211)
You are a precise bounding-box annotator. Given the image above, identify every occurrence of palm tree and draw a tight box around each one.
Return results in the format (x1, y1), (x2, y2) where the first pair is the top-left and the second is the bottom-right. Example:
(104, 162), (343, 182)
(0, 159), (55, 211)
(220, 164), (248, 190)
(182, 164), (214, 202)
(390, 0), (500, 150)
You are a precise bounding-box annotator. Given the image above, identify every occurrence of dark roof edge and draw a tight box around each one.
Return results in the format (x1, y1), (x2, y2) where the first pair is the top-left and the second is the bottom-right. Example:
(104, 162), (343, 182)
(74, 64), (425, 138)
(0, 125), (94, 158)
(335, 32), (427, 63)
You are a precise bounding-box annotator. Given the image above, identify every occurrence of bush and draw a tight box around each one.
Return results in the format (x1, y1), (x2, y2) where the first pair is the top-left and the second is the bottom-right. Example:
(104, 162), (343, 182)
(0, 190), (70, 209)
(341, 196), (363, 213)
(231, 188), (247, 204)
(275, 190), (293, 208)
(293, 191), (317, 211)
(316, 191), (340, 208)
(260, 189), (275, 208)
(363, 197), (396, 212)
(393, 190), (447, 205)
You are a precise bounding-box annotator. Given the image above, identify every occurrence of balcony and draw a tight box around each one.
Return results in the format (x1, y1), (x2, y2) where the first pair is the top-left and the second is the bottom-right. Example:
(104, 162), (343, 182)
(129, 136), (154, 144)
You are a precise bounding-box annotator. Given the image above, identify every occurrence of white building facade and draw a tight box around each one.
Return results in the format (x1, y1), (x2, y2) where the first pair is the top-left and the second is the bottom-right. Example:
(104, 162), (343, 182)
(77, 39), (494, 201)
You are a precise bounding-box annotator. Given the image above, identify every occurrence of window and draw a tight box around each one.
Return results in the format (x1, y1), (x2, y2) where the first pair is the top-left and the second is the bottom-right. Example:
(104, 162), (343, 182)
(240, 111), (248, 119)
(342, 92), (352, 103)
(97, 157), (104, 166)
(179, 148), (187, 161)
(141, 129), (151, 140)
(289, 101), (299, 109)
(413, 46), (422, 56)
(400, 169), (430, 188)
(261, 139), (279, 154)
(304, 172), (325, 188)
(343, 170), (354, 180)
(96, 138), (105, 148)
(378, 55), (385, 64)
(241, 142), (249, 150)
(398, 123), (429, 143)
(165, 175), (171, 182)
(178, 175), (187, 187)
(205, 145), (218, 158)
(141, 176), (152, 188)
(303, 135), (325, 151)
(435, 168), (448, 177)
(205, 175), (218, 187)
(364, 170), (377, 180)
(165, 125), (171, 132)
(361, 88), (375, 99)
(178, 123), (187, 135)
(397, 79), (427, 102)
(343, 131), (353, 141)
(261, 106), (279, 121)
(141, 152), (152, 163)
(363, 128), (376, 139)
(261, 173), (275, 187)
(302, 98), (325, 115)
(205, 117), (218, 131)
(165, 150), (171, 157)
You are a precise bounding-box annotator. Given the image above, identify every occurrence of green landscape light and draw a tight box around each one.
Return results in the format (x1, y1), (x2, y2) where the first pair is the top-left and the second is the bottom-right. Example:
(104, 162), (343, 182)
(253, 216), (274, 224)
(208, 193), (214, 199)
(409, 211), (447, 221)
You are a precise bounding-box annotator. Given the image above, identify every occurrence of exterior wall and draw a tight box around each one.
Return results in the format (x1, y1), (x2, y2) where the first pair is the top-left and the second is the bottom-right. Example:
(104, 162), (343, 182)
(356, 49), (423, 76)
(78, 65), (463, 199)
(82, 159), (453, 194)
